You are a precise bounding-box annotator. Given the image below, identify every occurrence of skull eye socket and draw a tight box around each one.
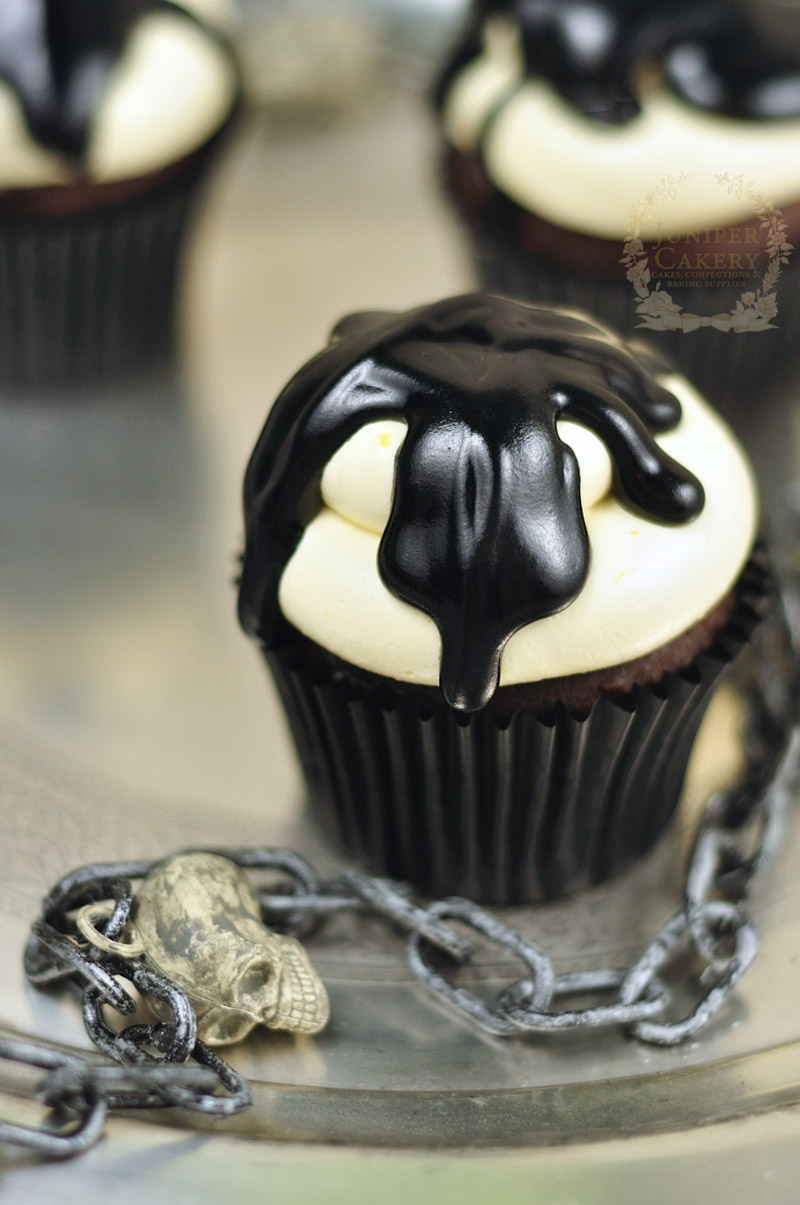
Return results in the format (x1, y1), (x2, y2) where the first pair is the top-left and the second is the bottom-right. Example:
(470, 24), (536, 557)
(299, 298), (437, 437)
(237, 962), (273, 1002)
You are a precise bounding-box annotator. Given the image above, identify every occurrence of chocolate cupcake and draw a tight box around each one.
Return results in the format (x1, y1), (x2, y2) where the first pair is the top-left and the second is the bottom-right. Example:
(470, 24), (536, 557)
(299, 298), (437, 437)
(0, 0), (240, 389)
(434, 1), (800, 429)
(238, 294), (766, 904)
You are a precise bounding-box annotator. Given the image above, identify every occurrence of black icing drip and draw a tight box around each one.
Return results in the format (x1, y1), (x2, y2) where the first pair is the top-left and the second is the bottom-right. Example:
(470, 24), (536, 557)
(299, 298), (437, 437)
(0, 0), (201, 162)
(435, 0), (800, 124)
(239, 296), (705, 714)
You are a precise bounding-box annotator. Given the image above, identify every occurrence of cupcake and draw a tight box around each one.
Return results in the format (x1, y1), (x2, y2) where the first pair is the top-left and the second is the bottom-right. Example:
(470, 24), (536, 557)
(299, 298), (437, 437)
(0, 0), (240, 389)
(238, 294), (767, 904)
(434, 1), (800, 431)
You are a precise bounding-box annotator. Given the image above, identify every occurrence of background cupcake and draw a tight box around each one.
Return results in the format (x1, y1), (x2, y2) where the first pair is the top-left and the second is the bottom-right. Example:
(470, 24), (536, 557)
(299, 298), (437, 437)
(0, 0), (240, 390)
(238, 294), (767, 904)
(434, 0), (800, 464)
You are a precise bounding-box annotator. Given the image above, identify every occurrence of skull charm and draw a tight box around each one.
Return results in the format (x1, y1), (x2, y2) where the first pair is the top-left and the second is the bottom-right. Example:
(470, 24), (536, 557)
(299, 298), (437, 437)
(133, 852), (330, 1046)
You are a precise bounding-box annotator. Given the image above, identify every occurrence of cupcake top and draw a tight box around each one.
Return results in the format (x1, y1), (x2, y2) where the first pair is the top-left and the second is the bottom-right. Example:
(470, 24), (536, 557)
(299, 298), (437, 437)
(0, 0), (239, 188)
(238, 294), (757, 712)
(438, 0), (800, 238)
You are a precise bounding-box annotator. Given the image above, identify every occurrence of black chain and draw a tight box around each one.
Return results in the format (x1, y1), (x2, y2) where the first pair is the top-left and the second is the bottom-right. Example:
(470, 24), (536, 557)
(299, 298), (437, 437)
(6, 696), (794, 1158)
(0, 1037), (226, 1157)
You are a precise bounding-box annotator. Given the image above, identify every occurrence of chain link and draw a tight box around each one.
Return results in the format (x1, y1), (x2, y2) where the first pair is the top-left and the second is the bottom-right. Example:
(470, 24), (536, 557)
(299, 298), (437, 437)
(0, 1037), (221, 1157)
(16, 854), (255, 1150)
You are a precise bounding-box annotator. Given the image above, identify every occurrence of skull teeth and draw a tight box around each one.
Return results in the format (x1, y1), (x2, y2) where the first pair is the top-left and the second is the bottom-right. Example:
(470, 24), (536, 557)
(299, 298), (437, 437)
(274, 938), (330, 1034)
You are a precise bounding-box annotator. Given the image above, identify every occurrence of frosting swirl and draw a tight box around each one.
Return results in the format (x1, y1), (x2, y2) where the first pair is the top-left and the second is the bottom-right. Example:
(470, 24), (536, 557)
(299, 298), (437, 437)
(238, 296), (729, 712)
(0, 0), (238, 185)
(436, 0), (800, 125)
(439, 8), (800, 239)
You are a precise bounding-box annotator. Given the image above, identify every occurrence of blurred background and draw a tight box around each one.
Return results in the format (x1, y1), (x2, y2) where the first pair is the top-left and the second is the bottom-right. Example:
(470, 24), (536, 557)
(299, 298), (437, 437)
(234, 0), (800, 122)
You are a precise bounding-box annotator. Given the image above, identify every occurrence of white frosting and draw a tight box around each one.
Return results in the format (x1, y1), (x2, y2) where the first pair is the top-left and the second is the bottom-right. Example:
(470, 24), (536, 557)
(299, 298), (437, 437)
(442, 18), (800, 240)
(278, 375), (758, 688)
(0, 7), (238, 188)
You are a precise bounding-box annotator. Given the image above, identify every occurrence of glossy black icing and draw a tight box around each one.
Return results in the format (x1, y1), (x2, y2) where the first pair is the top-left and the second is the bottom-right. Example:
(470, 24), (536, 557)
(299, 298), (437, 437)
(435, 0), (800, 125)
(0, 0), (205, 162)
(239, 295), (704, 713)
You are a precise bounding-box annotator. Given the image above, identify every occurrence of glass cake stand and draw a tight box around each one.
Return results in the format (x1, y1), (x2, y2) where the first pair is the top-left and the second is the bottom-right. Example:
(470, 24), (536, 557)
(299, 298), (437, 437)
(2, 92), (800, 1202)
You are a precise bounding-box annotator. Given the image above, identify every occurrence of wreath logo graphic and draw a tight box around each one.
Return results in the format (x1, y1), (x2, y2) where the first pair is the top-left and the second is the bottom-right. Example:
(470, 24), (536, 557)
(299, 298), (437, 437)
(620, 173), (793, 333)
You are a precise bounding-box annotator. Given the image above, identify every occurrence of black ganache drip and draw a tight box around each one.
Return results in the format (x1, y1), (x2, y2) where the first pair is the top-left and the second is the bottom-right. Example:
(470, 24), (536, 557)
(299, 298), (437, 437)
(435, 0), (800, 124)
(0, 0), (206, 163)
(238, 296), (705, 714)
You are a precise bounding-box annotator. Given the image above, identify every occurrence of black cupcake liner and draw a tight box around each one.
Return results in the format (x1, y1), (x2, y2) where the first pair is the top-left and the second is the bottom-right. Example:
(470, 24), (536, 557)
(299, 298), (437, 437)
(264, 556), (771, 904)
(0, 126), (231, 391)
